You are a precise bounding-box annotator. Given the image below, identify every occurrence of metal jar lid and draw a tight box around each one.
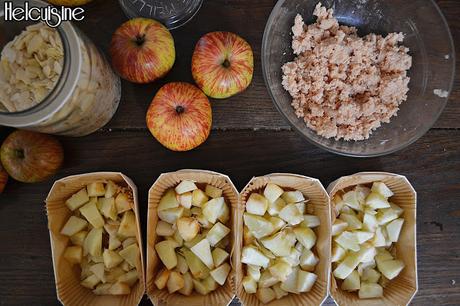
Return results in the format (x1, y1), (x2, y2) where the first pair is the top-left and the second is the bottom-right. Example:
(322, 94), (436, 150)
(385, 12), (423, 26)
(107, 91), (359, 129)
(0, 0), (82, 127)
(118, 0), (203, 30)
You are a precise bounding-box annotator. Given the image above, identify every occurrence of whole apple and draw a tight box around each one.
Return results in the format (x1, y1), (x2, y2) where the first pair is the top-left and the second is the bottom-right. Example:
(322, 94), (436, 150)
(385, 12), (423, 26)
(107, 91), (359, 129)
(146, 82), (212, 151)
(0, 162), (7, 193)
(0, 130), (64, 183)
(110, 18), (176, 84)
(192, 31), (254, 99)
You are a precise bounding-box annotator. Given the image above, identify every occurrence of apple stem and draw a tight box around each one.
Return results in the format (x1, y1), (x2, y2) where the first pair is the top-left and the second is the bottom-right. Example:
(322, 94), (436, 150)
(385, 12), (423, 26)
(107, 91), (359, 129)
(176, 105), (185, 114)
(222, 59), (231, 68)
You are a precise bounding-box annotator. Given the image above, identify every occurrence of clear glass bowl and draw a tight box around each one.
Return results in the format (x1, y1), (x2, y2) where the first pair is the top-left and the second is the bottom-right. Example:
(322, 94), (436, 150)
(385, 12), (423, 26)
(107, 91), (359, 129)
(262, 0), (456, 157)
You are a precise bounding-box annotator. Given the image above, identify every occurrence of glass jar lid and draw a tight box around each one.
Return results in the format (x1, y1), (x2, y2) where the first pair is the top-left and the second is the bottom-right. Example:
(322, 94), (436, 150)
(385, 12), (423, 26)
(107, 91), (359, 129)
(118, 0), (203, 30)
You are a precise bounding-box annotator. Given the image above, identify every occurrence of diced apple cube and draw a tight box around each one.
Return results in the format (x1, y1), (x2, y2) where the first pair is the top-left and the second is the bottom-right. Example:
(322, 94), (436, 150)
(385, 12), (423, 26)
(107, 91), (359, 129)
(66, 188), (89, 211)
(377, 259), (405, 280)
(191, 239), (214, 269)
(376, 208), (399, 225)
(340, 213), (363, 230)
(263, 183), (284, 203)
(181, 248), (209, 279)
(99, 197), (117, 221)
(206, 222), (230, 247)
(273, 283), (288, 299)
(167, 271), (184, 293)
(178, 272), (193, 296)
(212, 248), (229, 268)
(333, 251), (363, 279)
(118, 270), (139, 287)
(242, 276), (257, 294)
(246, 193), (269, 216)
(241, 246), (269, 268)
(294, 227), (316, 250)
(205, 185), (223, 198)
(282, 247), (301, 266)
(363, 213), (378, 232)
(278, 204), (303, 225)
(84, 227), (103, 257)
(341, 270), (360, 291)
(243, 213), (274, 239)
(156, 220), (175, 236)
(332, 219), (348, 236)
(297, 270), (317, 292)
(372, 227), (388, 247)
(366, 192), (391, 209)
(258, 269), (279, 288)
(122, 237), (137, 249)
(192, 279), (210, 295)
(371, 182), (394, 198)
(335, 231), (360, 252)
(331, 243), (346, 263)
(118, 211), (137, 238)
(256, 287), (276, 304)
(87, 182), (105, 197)
(359, 282), (383, 299)
(355, 231), (374, 244)
(280, 266), (299, 293)
(63, 246), (82, 265)
(386, 218), (404, 242)
(267, 197), (286, 216)
(300, 248), (319, 271)
(302, 215), (321, 228)
(260, 230), (293, 257)
(192, 189), (209, 207)
(115, 192), (132, 214)
(158, 207), (184, 224)
(89, 263), (105, 282)
(362, 268), (381, 283)
(104, 180), (118, 198)
(268, 216), (286, 233)
(269, 260), (292, 282)
(203, 275), (218, 292)
(61, 216), (88, 236)
(79, 201), (104, 229)
(81, 274), (100, 289)
(343, 190), (362, 211)
(210, 263), (231, 285)
(102, 249), (123, 269)
(155, 240), (177, 270)
(176, 217), (200, 242)
(175, 180), (197, 195)
(281, 190), (305, 203)
(119, 243), (140, 268)
(155, 269), (170, 290)
(202, 197), (225, 224)
(158, 189), (179, 211)
(247, 264), (261, 281)
(70, 231), (87, 246)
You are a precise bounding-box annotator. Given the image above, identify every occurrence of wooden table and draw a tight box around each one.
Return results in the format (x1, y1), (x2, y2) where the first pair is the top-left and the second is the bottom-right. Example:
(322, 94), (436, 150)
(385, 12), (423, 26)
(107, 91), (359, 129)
(0, 0), (459, 305)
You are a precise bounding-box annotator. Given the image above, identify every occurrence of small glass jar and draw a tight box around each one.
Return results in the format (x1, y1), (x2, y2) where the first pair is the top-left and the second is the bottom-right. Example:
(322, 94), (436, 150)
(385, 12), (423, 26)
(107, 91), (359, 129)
(0, 0), (121, 137)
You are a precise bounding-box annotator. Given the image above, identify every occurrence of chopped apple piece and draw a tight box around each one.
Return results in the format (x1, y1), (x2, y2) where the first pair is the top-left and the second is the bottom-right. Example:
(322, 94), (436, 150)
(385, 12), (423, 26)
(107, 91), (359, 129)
(93, 283), (112, 295)
(155, 221), (175, 236)
(205, 184), (222, 198)
(210, 263), (231, 285)
(359, 282), (383, 299)
(70, 231), (88, 246)
(366, 192), (390, 209)
(109, 282), (131, 295)
(87, 182), (105, 197)
(167, 271), (184, 293)
(105, 180), (118, 198)
(155, 269), (171, 290)
(206, 222), (230, 247)
(300, 248), (319, 271)
(63, 246), (82, 265)
(335, 231), (360, 252)
(363, 213), (378, 232)
(246, 193), (269, 216)
(371, 182), (394, 198)
(362, 268), (381, 283)
(66, 188), (89, 211)
(103, 249), (123, 269)
(294, 227), (316, 250)
(261, 230), (294, 257)
(242, 275), (257, 294)
(122, 237), (137, 249)
(174, 254), (188, 274)
(342, 190), (362, 211)
(256, 287), (276, 304)
(267, 197), (286, 216)
(297, 270), (317, 292)
(302, 214), (321, 228)
(268, 216), (286, 232)
(282, 247), (301, 266)
(81, 274), (100, 289)
(115, 193), (132, 214)
(155, 240), (177, 270)
(332, 219), (348, 236)
(280, 266), (299, 293)
(175, 180), (197, 195)
(84, 227), (103, 257)
(247, 264), (261, 281)
(377, 259), (405, 280)
(202, 197), (225, 224)
(192, 279), (209, 295)
(243, 226), (255, 245)
(273, 283), (288, 299)
(120, 261), (131, 271)
(263, 183), (284, 203)
(376, 208), (399, 225)
(158, 189), (179, 211)
(355, 231), (374, 244)
(118, 270), (139, 287)
(61, 216), (88, 236)
(341, 270), (360, 291)
(241, 246), (269, 268)
(278, 204), (303, 225)
(181, 248), (210, 279)
(331, 244), (347, 262)
(177, 191), (193, 209)
(340, 213), (363, 230)
(79, 201), (104, 229)
(243, 213), (274, 239)
(178, 272), (194, 296)
(103, 221), (120, 236)
(192, 189), (209, 207)
(259, 269), (279, 288)
(99, 198), (117, 221)
(390, 203), (404, 216)
(183, 234), (204, 249)
(281, 190), (305, 203)
(176, 217), (200, 242)
(333, 251), (363, 279)
(269, 260), (292, 282)
(372, 227), (387, 247)
(118, 211), (137, 238)
(158, 207), (184, 224)
(119, 243), (140, 268)
(191, 239), (214, 269)
(203, 275), (218, 292)
(89, 263), (105, 282)
(386, 218), (404, 242)
(211, 248), (228, 268)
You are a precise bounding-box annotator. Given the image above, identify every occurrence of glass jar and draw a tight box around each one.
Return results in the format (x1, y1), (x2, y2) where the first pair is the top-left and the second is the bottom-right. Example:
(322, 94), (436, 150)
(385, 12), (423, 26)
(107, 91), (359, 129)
(0, 0), (121, 137)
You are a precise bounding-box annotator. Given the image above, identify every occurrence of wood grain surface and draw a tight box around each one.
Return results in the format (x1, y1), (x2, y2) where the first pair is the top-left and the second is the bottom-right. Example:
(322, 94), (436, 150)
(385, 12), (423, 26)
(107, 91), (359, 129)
(0, 0), (459, 305)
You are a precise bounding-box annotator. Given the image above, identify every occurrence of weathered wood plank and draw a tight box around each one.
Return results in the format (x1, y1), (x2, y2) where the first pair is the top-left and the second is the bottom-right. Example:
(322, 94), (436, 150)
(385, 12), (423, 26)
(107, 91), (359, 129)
(0, 129), (459, 305)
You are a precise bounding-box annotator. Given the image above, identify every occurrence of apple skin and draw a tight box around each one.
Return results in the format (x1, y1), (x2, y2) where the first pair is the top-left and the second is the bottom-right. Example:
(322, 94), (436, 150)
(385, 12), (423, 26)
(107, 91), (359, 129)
(0, 162), (7, 193)
(0, 130), (64, 183)
(146, 82), (212, 152)
(110, 18), (175, 84)
(192, 31), (254, 99)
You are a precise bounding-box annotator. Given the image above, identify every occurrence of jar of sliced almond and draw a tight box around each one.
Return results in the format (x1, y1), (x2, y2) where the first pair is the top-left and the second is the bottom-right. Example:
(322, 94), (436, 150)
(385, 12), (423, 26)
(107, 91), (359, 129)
(0, 0), (121, 136)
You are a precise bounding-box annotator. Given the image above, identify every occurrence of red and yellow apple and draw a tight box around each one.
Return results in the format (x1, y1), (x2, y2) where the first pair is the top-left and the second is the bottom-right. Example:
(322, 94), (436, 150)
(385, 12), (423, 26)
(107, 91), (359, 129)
(192, 31), (254, 99)
(110, 18), (175, 84)
(146, 82), (212, 152)
(0, 162), (7, 193)
(0, 130), (64, 183)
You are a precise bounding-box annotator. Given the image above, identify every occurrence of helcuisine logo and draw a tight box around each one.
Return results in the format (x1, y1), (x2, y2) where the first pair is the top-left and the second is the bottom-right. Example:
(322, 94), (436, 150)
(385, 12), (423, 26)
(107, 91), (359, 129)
(3, 1), (85, 28)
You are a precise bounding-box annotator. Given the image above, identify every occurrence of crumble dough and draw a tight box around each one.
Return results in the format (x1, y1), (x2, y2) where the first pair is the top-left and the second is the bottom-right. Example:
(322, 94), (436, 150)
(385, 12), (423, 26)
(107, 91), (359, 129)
(282, 3), (412, 141)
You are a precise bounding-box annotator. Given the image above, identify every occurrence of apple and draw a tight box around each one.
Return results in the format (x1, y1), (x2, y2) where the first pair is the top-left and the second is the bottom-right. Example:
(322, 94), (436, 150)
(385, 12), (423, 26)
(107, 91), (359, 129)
(0, 130), (63, 183)
(192, 31), (254, 99)
(110, 18), (175, 84)
(146, 82), (212, 151)
(0, 162), (8, 193)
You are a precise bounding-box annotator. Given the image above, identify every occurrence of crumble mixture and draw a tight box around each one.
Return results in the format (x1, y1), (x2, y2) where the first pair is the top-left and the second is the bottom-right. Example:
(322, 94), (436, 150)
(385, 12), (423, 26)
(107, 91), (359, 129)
(282, 3), (412, 141)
